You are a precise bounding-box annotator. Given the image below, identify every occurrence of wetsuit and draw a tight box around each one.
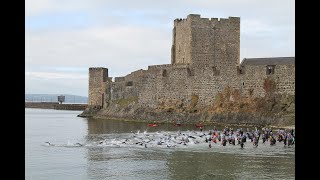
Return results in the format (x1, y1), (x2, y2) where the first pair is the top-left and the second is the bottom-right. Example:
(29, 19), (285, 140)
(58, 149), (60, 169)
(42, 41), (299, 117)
(240, 136), (245, 148)
(284, 133), (287, 146)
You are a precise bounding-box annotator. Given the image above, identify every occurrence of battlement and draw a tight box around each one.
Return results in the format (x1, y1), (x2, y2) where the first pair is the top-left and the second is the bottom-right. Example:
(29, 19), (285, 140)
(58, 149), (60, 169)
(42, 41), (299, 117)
(173, 14), (201, 24)
(148, 64), (172, 70)
(128, 69), (145, 76)
(89, 67), (107, 70)
(174, 14), (240, 29)
(148, 64), (191, 70)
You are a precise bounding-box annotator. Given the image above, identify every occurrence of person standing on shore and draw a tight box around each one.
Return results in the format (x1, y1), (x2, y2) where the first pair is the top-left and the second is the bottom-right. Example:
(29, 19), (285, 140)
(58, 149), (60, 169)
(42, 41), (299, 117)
(270, 135), (276, 145)
(239, 128), (243, 136)
(283, 132), (287, 146)
(253, 136), (258, 147)
(262, 133), (266, 143)
(240, 135), (245, 148)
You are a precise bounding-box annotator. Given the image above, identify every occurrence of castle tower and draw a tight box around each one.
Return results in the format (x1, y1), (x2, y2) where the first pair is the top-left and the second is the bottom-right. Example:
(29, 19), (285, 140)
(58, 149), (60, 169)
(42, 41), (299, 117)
(171, 14), (240, 69)
(88, 67), (108, 108)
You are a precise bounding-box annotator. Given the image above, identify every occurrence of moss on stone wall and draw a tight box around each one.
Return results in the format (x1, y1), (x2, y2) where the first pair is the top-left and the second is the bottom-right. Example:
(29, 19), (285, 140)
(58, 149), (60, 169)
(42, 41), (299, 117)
(207, 86), (295, 125)
(113, 97), (138, 107)
(190, 95), (199, 108)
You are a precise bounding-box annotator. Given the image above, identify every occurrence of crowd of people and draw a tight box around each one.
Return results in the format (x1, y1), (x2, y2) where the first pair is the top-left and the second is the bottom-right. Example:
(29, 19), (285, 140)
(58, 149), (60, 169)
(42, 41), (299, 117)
(205, 126), (295, 148)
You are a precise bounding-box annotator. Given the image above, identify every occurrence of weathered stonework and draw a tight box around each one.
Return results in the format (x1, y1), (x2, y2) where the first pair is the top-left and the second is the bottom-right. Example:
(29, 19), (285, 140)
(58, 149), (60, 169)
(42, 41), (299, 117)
(88, 67), (109, 108)
(82, 14), (295, 126)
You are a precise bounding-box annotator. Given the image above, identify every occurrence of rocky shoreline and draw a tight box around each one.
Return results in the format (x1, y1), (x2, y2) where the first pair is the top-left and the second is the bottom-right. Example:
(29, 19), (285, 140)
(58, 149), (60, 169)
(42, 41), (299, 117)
(79, 90), (295, 128)
(79, 113), (294, 130)
(79, 104), (294, 128)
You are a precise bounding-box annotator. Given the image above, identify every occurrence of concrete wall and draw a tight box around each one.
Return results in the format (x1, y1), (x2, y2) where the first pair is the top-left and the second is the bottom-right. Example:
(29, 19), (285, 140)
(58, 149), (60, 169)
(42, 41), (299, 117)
(25, 102), (59, 109)
(25, 102), (87, 110)
(54, 104), (87, 110)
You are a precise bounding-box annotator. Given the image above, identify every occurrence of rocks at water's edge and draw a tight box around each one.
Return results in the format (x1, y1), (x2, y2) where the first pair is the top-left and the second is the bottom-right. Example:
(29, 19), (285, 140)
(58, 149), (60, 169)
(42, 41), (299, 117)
(79, 92), (294, 127)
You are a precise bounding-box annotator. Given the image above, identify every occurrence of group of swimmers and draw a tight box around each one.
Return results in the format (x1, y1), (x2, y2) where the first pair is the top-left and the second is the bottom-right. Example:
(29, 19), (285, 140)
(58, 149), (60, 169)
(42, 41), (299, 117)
(44, 126), (295, 149)
(205, 126), (295, 148)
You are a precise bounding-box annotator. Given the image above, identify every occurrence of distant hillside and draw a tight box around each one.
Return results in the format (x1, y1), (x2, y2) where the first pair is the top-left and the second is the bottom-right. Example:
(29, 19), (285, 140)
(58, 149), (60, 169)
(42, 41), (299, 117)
(25, 94), (88, 104)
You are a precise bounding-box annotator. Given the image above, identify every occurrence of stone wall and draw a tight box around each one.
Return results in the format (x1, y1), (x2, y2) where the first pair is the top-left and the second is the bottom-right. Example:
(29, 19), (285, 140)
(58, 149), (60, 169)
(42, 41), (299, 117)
(104, 61), (295, 109)
(238, 64), (295, 97)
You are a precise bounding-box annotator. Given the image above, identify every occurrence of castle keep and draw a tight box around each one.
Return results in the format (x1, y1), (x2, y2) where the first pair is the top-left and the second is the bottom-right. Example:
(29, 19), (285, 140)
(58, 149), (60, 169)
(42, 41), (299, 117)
(88, 14), (295, 112)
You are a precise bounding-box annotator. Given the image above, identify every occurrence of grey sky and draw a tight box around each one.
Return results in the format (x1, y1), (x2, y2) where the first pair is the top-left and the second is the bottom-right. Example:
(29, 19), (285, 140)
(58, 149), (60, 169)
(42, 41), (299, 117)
(25, 0), (295, 97)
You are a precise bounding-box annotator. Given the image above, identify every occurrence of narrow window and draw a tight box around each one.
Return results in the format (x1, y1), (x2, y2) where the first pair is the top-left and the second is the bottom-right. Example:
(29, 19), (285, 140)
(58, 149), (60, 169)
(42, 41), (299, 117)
(237, 66), (244, 75)
(212, 66), (219, 76)
(126, 81), (133, 86)
(101, 93), (104, 107)
(266, 65), (275, 75)
(187, 68), (194, 76)
(162, 69), (167, 77)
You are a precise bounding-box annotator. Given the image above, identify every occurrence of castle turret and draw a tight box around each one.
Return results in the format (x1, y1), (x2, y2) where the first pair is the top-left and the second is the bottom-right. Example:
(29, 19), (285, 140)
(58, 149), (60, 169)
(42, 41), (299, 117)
(88, 67), (108, 108)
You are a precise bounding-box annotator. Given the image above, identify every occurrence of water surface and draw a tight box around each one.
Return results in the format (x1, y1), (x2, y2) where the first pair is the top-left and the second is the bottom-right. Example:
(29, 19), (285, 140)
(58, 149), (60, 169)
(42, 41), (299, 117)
(25, 108), (295, 179)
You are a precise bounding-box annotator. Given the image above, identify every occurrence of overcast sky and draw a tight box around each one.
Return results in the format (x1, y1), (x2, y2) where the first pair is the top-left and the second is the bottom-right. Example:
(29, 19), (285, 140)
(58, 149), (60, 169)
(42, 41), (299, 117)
(25, 0), (295, 97)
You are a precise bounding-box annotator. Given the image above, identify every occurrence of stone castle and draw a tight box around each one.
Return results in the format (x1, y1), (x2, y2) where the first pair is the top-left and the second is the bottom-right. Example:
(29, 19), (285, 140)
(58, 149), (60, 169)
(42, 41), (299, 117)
(87, 14), (295, 114)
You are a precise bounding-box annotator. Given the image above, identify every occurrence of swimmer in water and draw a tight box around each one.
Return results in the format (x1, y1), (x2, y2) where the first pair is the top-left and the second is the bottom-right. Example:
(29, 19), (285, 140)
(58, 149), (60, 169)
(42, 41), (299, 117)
(45, 142), (54, 146)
